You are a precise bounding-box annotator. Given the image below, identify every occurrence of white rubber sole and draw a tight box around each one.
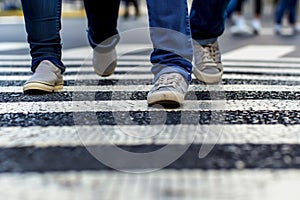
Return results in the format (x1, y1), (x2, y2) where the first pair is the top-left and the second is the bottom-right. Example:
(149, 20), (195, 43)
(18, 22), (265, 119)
(23, 81), (64, 93)
(147, 90), (185, 106)
(193, 67), (223, 84)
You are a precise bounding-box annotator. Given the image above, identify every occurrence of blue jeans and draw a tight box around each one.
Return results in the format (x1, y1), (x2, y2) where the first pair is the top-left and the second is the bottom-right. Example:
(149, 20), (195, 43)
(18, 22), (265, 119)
(226, 0), (238, 18)
(275, 0), (299, 25)
(21, 0), (64, 73)
(146, 0), (230, 82)
(21, 0), (120, 73)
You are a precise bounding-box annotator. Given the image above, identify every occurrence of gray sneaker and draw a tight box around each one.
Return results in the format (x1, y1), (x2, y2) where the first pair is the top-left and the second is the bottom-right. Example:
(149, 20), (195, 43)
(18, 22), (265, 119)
(23, 60), (63, 93)
(93, 48), (117, 77)
(193, 41), (223, 84)
(147, 72), (188, 106)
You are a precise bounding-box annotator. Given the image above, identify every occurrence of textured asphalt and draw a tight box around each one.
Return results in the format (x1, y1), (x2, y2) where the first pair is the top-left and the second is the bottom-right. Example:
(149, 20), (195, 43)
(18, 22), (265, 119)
(1, 9), (300, 198)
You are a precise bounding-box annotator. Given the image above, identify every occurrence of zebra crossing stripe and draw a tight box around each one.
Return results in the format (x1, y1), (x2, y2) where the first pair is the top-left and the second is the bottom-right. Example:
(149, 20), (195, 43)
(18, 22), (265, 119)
(223, 61), (300, 68)
(2, 60), (300, 69)
(0, 60), (151, 66)
(0, 54), (149, 61)
(0, 84), (300, 93)
(0, 66), (151, 73)
(222, 45), (295, 61)
(0, 99), (299, 114)
(0, 125), (300, 147)
(0, 170), (300, 200)
(1, 66), (300, 75)
(0, 74), (300, 81)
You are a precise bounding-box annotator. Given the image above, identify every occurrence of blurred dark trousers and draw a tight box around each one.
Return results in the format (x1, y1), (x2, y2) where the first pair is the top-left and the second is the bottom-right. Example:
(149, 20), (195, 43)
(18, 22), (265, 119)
(275, 0), (299, 24)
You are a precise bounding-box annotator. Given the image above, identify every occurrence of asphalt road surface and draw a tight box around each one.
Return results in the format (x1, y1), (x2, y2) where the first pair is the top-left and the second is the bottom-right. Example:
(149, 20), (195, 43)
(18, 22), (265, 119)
(1, 14), (300, 199)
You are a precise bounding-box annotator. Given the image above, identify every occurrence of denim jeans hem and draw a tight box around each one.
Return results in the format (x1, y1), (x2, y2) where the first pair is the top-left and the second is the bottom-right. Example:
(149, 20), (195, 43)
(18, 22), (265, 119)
(153, 65), (191, 83)
(32, 57), (65, 73)
(194, 38), (218, 46)
(87, 29), (120, 52)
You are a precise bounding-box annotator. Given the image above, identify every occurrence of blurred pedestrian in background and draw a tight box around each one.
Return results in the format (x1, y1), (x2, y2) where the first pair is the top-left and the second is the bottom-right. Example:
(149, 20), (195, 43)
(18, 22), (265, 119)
(274, 0), (300, 35)
(123, 0), (141, 19)
(229, 0), (263, 35)
(227, 0), (238, 20)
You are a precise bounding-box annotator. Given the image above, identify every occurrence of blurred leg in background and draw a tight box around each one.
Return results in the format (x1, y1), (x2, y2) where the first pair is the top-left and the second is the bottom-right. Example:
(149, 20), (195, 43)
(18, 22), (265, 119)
(123, 0), (140, 19)
(275, 0), (300, 35)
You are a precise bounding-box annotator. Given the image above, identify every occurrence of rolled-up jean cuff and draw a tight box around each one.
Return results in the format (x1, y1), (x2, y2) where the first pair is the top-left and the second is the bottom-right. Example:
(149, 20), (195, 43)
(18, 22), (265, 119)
(153, 65), (191, 83)
(195, 37), (218, 46)
(32, 57), (65, 73)
(87, 29), (120, 53)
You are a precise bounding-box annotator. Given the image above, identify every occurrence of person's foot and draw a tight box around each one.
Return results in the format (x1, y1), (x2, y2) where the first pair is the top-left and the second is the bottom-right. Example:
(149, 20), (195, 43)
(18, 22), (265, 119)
(230, 16), (252, 35)
(292, 24), (300, 35)
(93, 48), (117, 77)
(124, 11), (129, 19)
(193, 41), (223, 84)
(147, 72), (188, 107)
(23, 60), (63, 93)
(274, 24), (281, 35)
(251, 18), (261, 35)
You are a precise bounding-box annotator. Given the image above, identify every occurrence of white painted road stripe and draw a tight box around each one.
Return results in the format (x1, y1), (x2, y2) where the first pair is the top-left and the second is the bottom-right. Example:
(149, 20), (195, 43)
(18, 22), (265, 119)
(0, 54), (149, 61)
(0, 60), (151, 66)
(0, 125), (299, 147)
(0, 170), (300, 200)
(0, 42), (28, 52)
(222, 45), (295, 61)
(223, 61), (300, 69)
(0, 66), (152, 73)
(0, 73), (299, 81)
(1, 84), (300, 93)
(2, 58), (300, 69)
(1, 66), (300, 74)
(0, 16), (24, 25)
(3, 54), (300, 66)
(0, 100), (299, 113)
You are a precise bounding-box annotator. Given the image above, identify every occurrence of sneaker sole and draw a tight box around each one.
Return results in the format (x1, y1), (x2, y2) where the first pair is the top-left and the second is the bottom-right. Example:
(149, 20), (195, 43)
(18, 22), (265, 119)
(147, 91), (184, 106)
(193, 67), (223, 84)
(23, 81), (64, 93)
(94, 62), (117, 77)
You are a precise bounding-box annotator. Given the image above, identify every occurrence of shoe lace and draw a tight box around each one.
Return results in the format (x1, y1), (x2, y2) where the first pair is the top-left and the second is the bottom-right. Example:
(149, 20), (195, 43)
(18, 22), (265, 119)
(155, 73), (183, 89)
(202, 43), (220, 63)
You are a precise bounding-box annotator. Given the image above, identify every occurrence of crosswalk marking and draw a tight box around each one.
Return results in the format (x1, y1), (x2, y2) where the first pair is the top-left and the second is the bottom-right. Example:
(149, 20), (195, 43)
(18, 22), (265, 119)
(1, 65), (300, 74)
(1, 41), (300, 198)
(0, 42), (28, 51)
(223, 61), (300, 68)
(0, 99), (299, 114)
(1, 84), (300, 93)
(62, 44), (152, 59)
(0, 16), (24, 25)
(0, 60), (151, 66)
(0, 125), (299, 147)
(222, 45), (296, 60)
(0, 170), (300, 200)
(1, 73), (300, 81)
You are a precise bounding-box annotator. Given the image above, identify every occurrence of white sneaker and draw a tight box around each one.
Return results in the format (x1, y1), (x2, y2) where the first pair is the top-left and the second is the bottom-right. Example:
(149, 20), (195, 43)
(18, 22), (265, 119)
(23, 60), (63, 93)
(293, 24), (300, 35)
(93, 48), (117, 77)
(230, 16), (252, 35)
(193, 41), (223, 84)
(251, 18), (261, 35)
(274, 24), (281, 35)
(147, 73), (188, 106)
